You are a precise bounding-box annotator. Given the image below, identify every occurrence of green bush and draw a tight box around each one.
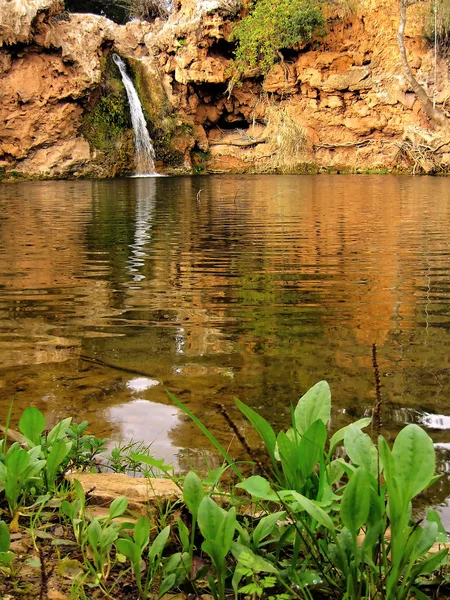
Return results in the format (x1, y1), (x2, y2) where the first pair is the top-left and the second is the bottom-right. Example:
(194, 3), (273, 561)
(231, 0), (326, 74)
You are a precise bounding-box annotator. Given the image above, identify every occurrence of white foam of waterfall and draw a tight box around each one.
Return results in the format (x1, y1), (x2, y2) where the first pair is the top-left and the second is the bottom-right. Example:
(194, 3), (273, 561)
(113, 54), (156, 176)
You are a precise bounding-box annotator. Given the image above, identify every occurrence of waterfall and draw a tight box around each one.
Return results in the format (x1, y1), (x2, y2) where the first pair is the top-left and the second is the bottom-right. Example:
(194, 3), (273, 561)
(112, 54), (156, 176)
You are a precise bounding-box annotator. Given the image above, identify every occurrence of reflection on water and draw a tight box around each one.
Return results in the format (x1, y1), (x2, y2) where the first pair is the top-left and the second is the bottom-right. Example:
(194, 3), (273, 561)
(108, 399), (181, 466)
(1, 175), (450, 507)
(127, 179), (156, 282)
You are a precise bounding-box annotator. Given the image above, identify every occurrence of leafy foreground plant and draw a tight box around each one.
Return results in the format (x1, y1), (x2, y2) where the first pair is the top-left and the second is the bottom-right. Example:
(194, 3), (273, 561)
(174, 381), (450, 600)
(0, 406), (107, 523)
(1, 385), (450, 599)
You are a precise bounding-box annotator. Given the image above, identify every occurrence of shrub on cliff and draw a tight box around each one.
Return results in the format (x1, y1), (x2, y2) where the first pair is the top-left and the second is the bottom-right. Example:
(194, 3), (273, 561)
(231, 0), (326, 74)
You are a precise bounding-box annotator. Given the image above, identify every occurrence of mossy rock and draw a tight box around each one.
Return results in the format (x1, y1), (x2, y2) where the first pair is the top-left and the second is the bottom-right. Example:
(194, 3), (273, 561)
(129, 58), (195, 169)
(82, 54), (134, 175)
(191, 150), (210, 173)
(129, 58), (172, 125)
(83, 54), (194, 174)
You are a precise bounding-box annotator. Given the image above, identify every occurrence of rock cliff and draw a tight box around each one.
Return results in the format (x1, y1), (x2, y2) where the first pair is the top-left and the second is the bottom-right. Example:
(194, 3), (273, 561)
(0, 0), (449, 179)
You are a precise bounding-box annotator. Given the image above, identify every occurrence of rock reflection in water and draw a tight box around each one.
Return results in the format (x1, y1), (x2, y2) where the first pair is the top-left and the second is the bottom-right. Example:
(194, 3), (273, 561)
(0, 176), (450, 509)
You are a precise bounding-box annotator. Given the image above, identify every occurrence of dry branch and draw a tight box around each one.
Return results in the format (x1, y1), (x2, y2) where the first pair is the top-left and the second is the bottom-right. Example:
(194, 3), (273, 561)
(210, 137), (268, 147)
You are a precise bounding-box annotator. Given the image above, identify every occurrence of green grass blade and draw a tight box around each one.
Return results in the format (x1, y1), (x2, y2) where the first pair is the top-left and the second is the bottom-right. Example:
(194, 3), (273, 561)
(167, 391), (242, 479)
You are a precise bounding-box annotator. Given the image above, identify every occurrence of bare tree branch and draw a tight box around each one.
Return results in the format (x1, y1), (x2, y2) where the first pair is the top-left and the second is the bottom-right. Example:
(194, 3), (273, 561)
(397, 0), (449, 130)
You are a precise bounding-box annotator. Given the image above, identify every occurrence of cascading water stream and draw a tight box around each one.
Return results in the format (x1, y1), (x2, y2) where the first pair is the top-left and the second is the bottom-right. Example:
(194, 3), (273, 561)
(112, 53), (156, 176)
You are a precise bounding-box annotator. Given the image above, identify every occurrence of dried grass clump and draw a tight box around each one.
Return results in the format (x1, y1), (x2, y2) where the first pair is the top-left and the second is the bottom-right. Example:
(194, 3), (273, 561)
(217, 0), (243, 14)
(396, 126), (450, 174)
(265, 106), (309, 173)
(326, 0), (359, 20)
(127, 0), (172, 20)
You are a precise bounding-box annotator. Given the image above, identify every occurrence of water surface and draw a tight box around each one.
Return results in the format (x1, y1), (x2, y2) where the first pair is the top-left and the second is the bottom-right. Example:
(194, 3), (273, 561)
(1, 175), (450, 512)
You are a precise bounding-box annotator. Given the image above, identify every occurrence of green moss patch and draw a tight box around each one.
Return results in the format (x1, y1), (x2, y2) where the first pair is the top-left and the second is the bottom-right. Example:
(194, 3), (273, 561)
(82, 56), (134, 175)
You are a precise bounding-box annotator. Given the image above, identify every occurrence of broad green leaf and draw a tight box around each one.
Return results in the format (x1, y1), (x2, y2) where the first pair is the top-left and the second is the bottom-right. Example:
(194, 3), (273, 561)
(298, 419), (327, 481)
(148, 525), (170, 563)
(329, 418), (372, 455)
(159, 573), (176, 598)
(326, 459), (345, 485)
(102, 524), (120, 547)
(166, 551), (191, 587)
(337, 527), (353, 562)
(341, 467), (370, 535)
(178, 519), (189, 551)
(294, 381), (331, 435)
(183, 471), (204, 520)
(115, 538), (139, 564)
(233, 545), (277, 573)
(163, 551), (182, 573)
(198, 497), (225, 541)
(6, 445), (30, 474)
(0, 521), (10, 553)
(392, 424), (435, 502)
(207, 573), (217, 599)
(0, 551), (13, 565)
(73, 478), (85, 507)
(253, 511), (285, 547)
(202, 539), (222, 566)
(236, 520), (251, 546)
(411, 521), (438, 561)
(273, 427), (296, 461)
(426, 508), (448, 543)
(87, 520), (101, 549)
(236, 476), (279, 501)
(46, 440), (72, 486)
(19, 407), (45, 446)
(217, 507), (236, 554)
(410, 547), (448, 578)
(378, 436), (394, 481)
(361, 520), (384, 555)
(366, 485), (383, 529)
(334, 458), (357, 478)
(234, 397), (277, 465)
(60, 500), (75, 520)
(232, 564), (246, 597)
(108, 496), (128, 520)
(289, 491), (335, 532)
(277, 430), (298, 487)
(47, 418), (72, 445)
(344, 425), (378, 477)
(134, 517), (150, 549)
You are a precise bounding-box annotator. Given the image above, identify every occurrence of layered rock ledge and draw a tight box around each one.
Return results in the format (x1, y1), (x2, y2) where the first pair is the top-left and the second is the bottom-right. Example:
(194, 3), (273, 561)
(1, 0), (450, 178)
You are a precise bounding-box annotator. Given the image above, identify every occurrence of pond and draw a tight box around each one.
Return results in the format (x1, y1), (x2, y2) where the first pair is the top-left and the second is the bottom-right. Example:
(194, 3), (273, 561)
(1, 174), (450, 515)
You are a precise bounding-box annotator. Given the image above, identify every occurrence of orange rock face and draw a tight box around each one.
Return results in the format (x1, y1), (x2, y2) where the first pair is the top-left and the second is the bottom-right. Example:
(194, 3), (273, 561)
(0, 0), (448, 178)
